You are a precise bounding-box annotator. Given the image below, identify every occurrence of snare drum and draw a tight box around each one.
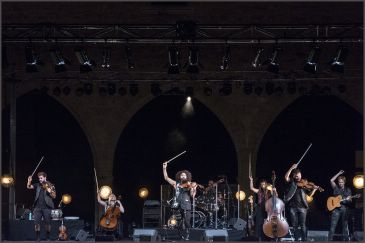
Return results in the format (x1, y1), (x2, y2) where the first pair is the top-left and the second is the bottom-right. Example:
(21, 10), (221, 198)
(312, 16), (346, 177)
(51, 209), (63, 220)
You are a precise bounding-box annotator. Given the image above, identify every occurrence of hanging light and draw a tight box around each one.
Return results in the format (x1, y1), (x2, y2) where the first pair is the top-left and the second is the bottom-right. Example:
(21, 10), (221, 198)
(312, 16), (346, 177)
(330, 46), (348, 73)
(220, 44), (231, 71)
(252, 47), (264, 68)
(50, 47), (70, 73)
(125, 45), (135, 69)
(62, 194), (72, 205)
(186, 46), (200, 74)
(235, 190), (246, 201)
(168, 46), (180, 74)
(99, 185), (112, 200)
(262, 47), (281, 73)
(101, 46), (111, 68)
(304, 45), (321, 73)
(1, 174), (14, 188)
(25, 46), (43, 72)
(75, 48), (95, 73)
(353, 175), (364, 189)
(138, 187), (149, 199)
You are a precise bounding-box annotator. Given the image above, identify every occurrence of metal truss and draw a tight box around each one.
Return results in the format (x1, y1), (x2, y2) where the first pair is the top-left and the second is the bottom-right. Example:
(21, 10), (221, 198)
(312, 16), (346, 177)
(2, 23), (363, 44)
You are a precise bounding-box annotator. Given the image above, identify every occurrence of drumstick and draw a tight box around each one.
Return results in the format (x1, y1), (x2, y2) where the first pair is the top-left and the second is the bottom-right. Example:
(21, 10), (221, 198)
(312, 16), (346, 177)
(94, 168), (99, 191)
(166, 150), (187, 164)
(30, 156), (44, 177)
(296, 143), (313, 166)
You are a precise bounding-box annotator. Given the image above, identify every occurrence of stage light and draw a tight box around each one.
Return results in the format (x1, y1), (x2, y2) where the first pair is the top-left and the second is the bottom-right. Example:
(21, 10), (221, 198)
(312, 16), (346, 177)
(263, 47), (281, 73)
(50, 48), (70, 73)
(186, 46), (200, 74)
(186, 96), (191, 102)
(62, 194), (72, 205)
(220, 44), (231, 71)
(330, 46), (348, 73)
(84, 83), (93, 95)
(99, 186), (112, 200)
(353, 175), (364, 189)
(75, 48), (95, 73)
(168, 215), (178, 227)
(252, 47), (264, 68)
(53, 87), (61, 96)
(243, 82), (253, 95)
(118, 86), (127, 96)
(306, 195), (314, 203)
(1, 174), (14, 188)
(101, 47), (111, 68)
(304, 46), (321, 73)
(168, 46), (180, 74)
(139, 187), (149, 199)
(125, 45), (135, 69)
(151, 83), (162, 96)
(25, 46), (42, 72)
(219, 82), (232, 96)
(62, 86), (71, 96)
(204, 86), (213, 96)
(129, 84), (139, 96)
(235, 190), (246, 201)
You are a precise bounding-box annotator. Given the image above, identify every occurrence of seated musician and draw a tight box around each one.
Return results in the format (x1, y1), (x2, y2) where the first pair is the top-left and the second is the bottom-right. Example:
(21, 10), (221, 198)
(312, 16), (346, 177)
(97, 191), (125, 239)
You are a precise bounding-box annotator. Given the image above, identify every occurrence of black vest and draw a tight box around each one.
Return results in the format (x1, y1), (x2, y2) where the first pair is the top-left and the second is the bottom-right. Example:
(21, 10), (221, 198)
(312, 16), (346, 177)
(33, 183), (55, 209)
(285, 180), (308, 208)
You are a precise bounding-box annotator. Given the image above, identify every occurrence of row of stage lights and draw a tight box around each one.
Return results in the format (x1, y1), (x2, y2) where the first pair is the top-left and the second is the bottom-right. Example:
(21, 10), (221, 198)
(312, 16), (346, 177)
(42, 82), (347, 98)
(21, 44), (349, 74)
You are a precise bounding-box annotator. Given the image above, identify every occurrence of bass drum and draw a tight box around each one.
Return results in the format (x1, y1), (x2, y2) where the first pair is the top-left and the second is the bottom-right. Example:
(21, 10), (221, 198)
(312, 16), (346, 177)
(191, 210), (206, 228)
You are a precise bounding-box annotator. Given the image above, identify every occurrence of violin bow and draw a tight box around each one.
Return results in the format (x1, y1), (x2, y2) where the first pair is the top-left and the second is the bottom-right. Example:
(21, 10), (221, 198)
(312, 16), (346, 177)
(30, 156), (45, 177)
(166, 150), (187, 164)
(296, 143), (312, 166)
(249, 153), (252, 178)
(94, 168), (99, 191)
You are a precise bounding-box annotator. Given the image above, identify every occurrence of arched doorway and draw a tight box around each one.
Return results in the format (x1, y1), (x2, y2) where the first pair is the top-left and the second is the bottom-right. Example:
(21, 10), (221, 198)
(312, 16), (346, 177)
(2, 90), (95, 225)
(256, 95), (363, 230)
(113, 95), (238, 228)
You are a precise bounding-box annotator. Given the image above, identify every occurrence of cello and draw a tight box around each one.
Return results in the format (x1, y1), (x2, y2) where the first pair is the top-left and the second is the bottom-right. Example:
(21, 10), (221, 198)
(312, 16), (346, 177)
(99, 195), (122, 231)
(263, 171), (289, 239)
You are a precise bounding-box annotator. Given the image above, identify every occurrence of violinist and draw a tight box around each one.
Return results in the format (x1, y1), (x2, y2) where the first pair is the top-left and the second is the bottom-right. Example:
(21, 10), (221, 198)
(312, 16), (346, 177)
(284, 164), (318, 242)
(97, 191), (125, 239)
(163, 161), (197, 240)
(249, 176), (277, 241)
(328, 170), (352, 241)
(27, 172), (56, 241)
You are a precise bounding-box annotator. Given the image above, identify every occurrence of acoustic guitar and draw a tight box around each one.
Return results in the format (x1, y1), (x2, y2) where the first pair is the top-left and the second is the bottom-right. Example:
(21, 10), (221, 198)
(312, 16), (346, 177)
(327, 194), (360, 212)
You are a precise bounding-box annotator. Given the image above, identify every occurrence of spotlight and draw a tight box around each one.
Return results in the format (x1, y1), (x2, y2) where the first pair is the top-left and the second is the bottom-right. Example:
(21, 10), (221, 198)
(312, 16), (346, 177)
(1, 174), (14, 188)
(107, 83), (116, 95)
(185, 86), (194, 97)
(168, 46), (180, 74)
(220, 44), (231, 71)
(186, 96), (192, 102)
(84, 83), (93, 95)
(138, 187), (149, 199)
(75, 87), (84, 97)
(25, 46), (43, 72)
(186, 46), (200, 74)
(168, 215), (178, 228)
(330, 46), (348, 73)
(263, 47), (281, 73)
(252, 47), (264, 68)
(99, 185), (112, 200)
(353, 175), (364, 189)
(243, 82), (253, 95)
(62, 86), (71, 96)
(61, 194), (72, 205)
(75, 48), (95, 73)
(265, 82), (275, 95)
(235, 190), (246, 201)
(204, 86), (213, 96)
(101, 47), (111, 68)
(304, 46), (321, 73)
(129, 84), (139, 96)
(50, 48), (70, 73)
(53, 87), (61, 96)
(219, 82), (232, 96)
(125, 45), (135, 69)
(254, 86), (263, 95)
(118, 86), (127, 96)
(151, 83), (162, 96)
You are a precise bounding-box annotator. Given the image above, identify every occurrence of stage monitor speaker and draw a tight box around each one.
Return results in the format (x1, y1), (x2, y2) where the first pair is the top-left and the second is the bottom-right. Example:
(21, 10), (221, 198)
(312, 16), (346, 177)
(307, 230), (328, 241)
(203, 229), (228, 242)
(353, 231), (364, 241)
(76, 229), (88, 241)
(228, 218), (246, 231)
(133, 229), (158, 242)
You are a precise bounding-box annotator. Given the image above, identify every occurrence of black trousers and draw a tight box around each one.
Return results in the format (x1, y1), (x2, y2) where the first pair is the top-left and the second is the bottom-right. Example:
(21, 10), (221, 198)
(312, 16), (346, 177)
(33, 208), (52, 225)
(328, 207), (350, 241)
(289, 207), (307, 241)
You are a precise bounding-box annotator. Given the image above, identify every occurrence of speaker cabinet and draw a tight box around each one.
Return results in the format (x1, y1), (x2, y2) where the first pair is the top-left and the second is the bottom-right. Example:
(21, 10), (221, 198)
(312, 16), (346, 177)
(203, 229), (228, 242)
(76, 229), (88, 241)
(133, 229), (158, 242)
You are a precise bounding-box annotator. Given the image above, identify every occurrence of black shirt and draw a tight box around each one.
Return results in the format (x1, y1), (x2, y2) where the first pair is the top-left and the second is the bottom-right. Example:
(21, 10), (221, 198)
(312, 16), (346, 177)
(333, 185), (352, 208)
(33, 183), (48, 209)
(289, 187), (307, 208)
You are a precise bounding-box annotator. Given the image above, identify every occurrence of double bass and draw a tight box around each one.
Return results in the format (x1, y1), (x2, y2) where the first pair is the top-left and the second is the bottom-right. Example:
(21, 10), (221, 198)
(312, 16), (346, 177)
(99, 196), (122, 231)
(263, 171), (289, 239)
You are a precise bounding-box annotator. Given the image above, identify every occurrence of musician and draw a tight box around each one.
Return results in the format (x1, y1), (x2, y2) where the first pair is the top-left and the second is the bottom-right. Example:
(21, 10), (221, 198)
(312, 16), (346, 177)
(163, 161), (197, 240)
(97, 191), (125, 239)
(328, 170), (352, 241)
(249, 176), (276, 241)
(204, 178), (224, 228)
(284, 163), (318, 242)
(27, 172), (56, 241)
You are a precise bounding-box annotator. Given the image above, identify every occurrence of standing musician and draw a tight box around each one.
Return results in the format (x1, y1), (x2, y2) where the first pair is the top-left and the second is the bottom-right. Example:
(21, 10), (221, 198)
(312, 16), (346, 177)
(204, 178), (224, 228)
(163, 161), (198, 240)
(249, 176), (277, 241)
(97, 191), (125, 239)
(328, 170), (352, 241)
(284, 163), (318, 242)
(27, 172), (56, 241)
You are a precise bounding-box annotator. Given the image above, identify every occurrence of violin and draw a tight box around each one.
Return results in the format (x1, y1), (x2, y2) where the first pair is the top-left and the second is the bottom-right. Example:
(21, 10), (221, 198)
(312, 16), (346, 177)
(58, 220), (68, 241)
(179, 182), (202, 189)
(296, 179), (324, 192)
(41, 181), (56, 198)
